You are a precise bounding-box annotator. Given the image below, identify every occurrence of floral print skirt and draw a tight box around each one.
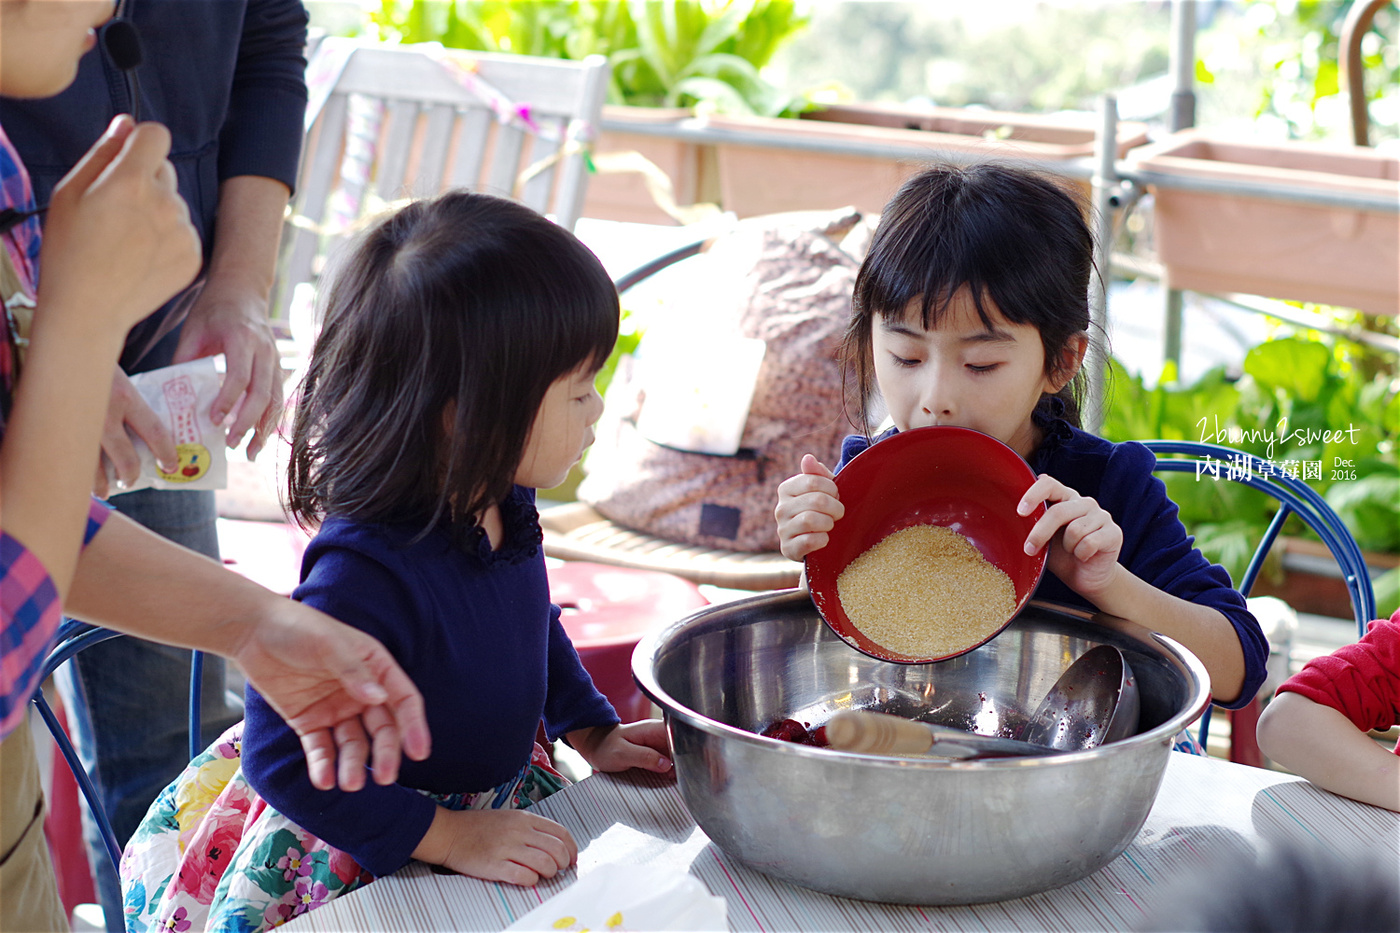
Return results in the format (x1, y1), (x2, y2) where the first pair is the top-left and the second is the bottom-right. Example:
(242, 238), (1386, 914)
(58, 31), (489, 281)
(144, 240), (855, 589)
(1173, 730), (1206, 755)
(120, 723), (569, 933)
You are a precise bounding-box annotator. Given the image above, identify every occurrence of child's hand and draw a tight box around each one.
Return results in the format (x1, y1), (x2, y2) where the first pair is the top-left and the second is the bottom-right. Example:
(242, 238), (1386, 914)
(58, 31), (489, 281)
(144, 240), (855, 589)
(417, 808), (577, 886)
(1017, 474), (1123, 600)
(775, 454), (844, 561)
(567, 721), (672, 774)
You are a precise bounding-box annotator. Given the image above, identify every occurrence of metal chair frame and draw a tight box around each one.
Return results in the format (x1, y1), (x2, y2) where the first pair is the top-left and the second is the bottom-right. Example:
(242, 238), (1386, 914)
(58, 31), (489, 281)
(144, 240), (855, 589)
(31, 620), (205, 875)
(1144, 439), (1375, 753)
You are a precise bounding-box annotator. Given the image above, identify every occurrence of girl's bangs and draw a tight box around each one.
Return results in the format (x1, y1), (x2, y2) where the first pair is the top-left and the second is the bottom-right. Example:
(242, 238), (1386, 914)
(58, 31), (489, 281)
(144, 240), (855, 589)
(534, 262), (619, 380)
(866, 245), (1001, 334)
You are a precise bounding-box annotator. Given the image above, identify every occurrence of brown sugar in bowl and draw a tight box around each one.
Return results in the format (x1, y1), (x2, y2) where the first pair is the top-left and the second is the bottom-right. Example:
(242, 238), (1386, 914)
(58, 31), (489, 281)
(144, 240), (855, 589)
(805, 426), (1047, 663)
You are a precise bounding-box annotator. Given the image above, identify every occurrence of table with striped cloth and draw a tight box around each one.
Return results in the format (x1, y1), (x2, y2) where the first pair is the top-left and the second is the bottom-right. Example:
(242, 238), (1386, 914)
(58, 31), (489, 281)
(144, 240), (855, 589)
(283, 752), (1398, 933)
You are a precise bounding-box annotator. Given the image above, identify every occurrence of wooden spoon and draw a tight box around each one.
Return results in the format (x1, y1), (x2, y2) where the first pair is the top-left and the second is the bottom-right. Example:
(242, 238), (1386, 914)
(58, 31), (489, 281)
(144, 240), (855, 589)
(825, 710), (1063, 760)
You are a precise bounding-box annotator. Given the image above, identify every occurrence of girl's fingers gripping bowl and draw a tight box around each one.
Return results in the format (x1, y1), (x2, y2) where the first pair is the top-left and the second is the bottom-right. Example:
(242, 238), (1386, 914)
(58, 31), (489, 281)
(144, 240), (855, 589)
(804, 426), (1047, 663)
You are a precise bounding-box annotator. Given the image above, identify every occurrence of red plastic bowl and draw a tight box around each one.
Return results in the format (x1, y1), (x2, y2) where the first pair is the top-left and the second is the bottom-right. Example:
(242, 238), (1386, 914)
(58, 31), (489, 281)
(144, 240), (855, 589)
(805, 426), (1047, 663)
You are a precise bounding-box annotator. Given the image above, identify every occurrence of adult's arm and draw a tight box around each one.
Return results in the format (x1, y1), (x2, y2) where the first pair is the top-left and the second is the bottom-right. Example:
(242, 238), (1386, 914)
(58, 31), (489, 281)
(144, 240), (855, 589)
(65, 513), (430, 791)
(218, 0), (309, 189)
(97, 0), (310, 484)
(171, 0), (309, 458)
(170, 174), (291, 460)
(0, 119), (199, 598)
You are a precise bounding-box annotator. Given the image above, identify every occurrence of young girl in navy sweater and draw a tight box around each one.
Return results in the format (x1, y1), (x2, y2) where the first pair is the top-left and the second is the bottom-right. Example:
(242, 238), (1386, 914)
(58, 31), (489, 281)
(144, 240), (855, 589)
(122, 191), (671, 932)
(775, 163), (1267, 713)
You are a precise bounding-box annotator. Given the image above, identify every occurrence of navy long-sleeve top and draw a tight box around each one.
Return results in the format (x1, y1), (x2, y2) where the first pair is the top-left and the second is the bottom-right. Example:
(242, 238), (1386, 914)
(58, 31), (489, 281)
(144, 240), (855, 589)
(836, 407), (1267, 709)
(240, 487), (619, 877)
(0, 0), (309, 373)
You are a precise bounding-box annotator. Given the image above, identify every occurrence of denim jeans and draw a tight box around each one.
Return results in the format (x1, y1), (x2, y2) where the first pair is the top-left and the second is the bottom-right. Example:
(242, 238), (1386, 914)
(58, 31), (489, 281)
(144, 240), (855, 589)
(57, 488), (243, 932)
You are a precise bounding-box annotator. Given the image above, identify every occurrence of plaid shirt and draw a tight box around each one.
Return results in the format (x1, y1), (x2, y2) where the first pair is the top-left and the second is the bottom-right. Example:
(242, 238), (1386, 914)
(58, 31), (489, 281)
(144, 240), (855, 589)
(1, 120), (40, 420)
(1, 123), (110, 740)
(0, 124), (39, 297)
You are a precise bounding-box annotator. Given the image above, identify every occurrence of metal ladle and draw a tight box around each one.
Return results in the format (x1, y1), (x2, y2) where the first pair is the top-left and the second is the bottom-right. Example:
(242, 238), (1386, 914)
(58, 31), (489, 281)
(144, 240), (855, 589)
(824, 645), (1140, 759)
(1020, 645), (1141, 751)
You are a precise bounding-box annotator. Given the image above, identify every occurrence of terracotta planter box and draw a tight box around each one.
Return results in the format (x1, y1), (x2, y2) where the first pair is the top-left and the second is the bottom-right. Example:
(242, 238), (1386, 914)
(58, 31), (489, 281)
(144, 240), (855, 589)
(708, 103), (1149, 219)
(1131, 131), (1400, 315)
(1249, 536), (1397, 622)
(583, 105), (709, 225)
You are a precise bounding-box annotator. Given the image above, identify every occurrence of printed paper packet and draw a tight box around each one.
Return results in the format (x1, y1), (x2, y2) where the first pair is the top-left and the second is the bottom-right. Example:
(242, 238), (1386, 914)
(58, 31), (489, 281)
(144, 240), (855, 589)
(106, 357), (227, 493)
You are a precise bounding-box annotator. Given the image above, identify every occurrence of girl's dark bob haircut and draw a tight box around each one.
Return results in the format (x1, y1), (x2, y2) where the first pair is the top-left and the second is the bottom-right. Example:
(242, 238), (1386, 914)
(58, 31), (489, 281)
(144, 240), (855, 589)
(287, 190), (618, 535)
(844, 162), (1097, 432)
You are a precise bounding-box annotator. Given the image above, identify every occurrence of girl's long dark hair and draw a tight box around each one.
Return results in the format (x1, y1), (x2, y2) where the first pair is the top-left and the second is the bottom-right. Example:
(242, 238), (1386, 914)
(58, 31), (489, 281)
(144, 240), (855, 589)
(287, 191), (618, 536)
(843, 162), (1100, 433)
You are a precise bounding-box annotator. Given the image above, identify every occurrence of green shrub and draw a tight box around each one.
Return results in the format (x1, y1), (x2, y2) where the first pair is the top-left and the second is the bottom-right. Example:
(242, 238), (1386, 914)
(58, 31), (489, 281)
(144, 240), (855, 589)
(1100, 334), (1398, 614)
(370, 0), (810, 115)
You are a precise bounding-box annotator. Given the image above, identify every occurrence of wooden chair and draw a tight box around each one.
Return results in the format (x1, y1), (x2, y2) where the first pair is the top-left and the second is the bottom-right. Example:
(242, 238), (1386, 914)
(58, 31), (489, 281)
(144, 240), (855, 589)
(540, 502), (800, 591)
(1145, 440), (1375, 765)
(274, 40), (609, 321)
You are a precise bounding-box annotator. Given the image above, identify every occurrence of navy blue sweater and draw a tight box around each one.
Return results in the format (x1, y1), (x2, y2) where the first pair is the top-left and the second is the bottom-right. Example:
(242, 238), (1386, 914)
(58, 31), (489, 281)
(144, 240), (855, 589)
(0, 0), (308, 373)
(837, 412), (1268, 709)
(241, 488), (619, 877)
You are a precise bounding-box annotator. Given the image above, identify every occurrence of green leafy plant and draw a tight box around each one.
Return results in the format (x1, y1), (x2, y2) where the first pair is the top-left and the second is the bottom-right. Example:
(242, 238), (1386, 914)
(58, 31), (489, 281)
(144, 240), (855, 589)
(596, 305), (643, 399)
(1100, 333), (1398, 614)
(370, 1), (811, 115)
(1243, 0), (1399, 143)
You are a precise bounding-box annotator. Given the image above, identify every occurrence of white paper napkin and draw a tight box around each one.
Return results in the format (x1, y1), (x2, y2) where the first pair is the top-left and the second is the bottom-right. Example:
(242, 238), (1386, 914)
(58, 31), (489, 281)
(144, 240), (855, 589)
(504, 862), (726, 932)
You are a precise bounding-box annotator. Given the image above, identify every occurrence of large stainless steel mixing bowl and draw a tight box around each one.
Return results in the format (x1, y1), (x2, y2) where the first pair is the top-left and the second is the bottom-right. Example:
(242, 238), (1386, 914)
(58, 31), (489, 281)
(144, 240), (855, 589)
(632, 592), (1209, 905)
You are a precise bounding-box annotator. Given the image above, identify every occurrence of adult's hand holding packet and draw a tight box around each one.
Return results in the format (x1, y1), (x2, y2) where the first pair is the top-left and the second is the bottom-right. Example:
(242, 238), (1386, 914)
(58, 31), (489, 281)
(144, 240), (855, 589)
(104, 357), (227, 493)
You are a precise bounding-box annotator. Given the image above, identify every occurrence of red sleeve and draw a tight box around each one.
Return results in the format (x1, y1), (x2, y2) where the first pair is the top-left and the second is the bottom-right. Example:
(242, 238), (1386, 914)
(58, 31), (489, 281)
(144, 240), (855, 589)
(1276, 612), (1400, 750)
